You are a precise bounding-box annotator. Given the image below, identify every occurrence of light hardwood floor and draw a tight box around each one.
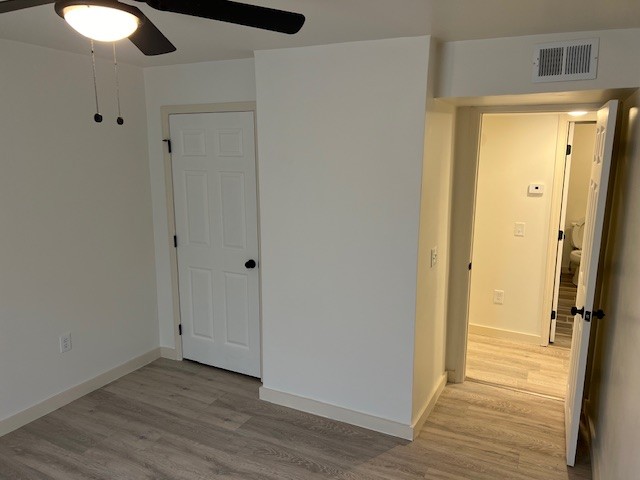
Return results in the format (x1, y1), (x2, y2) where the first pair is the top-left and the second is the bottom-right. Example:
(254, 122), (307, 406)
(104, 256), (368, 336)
(466, 333), (571, 399)
(0, 358), (591, 479)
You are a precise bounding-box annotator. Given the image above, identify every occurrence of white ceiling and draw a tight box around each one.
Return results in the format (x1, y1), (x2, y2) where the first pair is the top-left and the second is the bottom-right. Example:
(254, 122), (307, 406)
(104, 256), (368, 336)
(0, 0), (639, 67)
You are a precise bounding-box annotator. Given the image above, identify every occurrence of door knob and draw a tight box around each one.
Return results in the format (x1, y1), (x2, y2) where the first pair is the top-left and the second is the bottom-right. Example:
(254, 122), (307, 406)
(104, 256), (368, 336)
(245, 259), (257, 269)
(571, 306), (585, 317)
(594, 309), (605, 319)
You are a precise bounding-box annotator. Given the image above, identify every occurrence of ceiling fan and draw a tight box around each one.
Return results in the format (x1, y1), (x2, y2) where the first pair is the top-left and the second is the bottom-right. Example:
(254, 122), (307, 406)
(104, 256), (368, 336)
(0, 0), (306, 55)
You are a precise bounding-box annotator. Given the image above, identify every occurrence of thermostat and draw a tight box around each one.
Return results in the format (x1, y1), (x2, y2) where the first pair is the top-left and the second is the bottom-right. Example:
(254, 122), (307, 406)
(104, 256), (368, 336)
(528, 184), (544, 196)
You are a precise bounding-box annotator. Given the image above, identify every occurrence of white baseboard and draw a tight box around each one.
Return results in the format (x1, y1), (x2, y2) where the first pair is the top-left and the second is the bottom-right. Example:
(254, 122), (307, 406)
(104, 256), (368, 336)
(160, 346), (178, 360)
(469, 324), (542, 345)
(259, 386), (414, 440)
(0, 347), (161, 437)
(411, 373), (447, 440)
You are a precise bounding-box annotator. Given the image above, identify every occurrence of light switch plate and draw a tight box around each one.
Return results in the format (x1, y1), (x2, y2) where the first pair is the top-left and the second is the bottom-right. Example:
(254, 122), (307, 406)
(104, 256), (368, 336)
(514, 222), (526, 237)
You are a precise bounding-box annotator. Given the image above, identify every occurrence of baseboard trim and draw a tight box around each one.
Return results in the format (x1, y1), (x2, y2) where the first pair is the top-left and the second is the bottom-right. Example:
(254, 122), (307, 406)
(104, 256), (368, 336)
(160, 346), (178, 360)
(0, 347), (161, 437)
(411, 373), (447, 440)
(259, 386), (414, 440)
(469, 324), (541, 345)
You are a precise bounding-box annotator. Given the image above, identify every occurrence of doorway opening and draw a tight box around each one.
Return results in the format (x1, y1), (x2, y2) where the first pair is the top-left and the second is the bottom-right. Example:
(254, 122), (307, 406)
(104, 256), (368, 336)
(445, 96), (622, 467)
(464, 111), (597, 400)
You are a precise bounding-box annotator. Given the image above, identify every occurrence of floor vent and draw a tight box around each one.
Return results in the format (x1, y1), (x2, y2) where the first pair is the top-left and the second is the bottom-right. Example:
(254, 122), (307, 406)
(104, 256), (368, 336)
(533, 39), (599, 83)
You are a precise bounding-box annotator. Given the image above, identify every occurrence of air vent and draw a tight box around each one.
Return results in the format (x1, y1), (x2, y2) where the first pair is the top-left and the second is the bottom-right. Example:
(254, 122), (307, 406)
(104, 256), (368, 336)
(533, 39), (599, 83)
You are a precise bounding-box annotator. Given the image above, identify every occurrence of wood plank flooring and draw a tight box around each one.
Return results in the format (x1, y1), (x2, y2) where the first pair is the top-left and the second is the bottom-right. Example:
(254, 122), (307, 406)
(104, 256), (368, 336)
(0, 358), (591, 479)
(466, 333), (571, 399)
(557, 273), (578, 327)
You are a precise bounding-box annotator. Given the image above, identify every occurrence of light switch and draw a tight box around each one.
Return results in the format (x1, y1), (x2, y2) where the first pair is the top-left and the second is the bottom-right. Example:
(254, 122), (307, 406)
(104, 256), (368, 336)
(514, 222), (526, 237)
(430, 247), (438, 268)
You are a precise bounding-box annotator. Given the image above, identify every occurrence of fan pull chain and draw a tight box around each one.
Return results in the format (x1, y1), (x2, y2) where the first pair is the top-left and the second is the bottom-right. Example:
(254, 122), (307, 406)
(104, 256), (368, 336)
(90, 40), (102, 123)
(112, 43), (124, 125)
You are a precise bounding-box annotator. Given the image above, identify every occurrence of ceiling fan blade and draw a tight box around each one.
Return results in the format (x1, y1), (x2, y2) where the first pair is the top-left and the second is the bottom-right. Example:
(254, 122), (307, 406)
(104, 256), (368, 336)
(128, 8), (176, 56)
(0, 0), (55, 13)
(141, 0), (305, 35)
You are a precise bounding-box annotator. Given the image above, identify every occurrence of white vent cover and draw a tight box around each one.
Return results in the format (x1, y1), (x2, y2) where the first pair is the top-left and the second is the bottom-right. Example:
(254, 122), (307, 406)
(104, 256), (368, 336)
(532, 38), (599, 83)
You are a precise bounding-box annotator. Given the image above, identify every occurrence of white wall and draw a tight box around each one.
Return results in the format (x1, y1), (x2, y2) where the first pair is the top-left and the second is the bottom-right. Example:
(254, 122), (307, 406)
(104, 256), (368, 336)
(588, 90), (640, 479)
(439, 28), (640, 99)
(412, 97), (454, 420)
(412, 39), (454, 422)
(143, 59), (256, 348)
(562, 123), (596, 270)
(0, 40), (157, 421)
(254, 37), (430, 425)
(469, 113), (559, 339)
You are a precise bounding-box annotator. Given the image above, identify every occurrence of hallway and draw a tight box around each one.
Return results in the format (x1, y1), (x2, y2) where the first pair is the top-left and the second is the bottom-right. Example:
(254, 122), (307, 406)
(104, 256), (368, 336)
(465, 333), (571, 399)
(419, 381), (591, 479)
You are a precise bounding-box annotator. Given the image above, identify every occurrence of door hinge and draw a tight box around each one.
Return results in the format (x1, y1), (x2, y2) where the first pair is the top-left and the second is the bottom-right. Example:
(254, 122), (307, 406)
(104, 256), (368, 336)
(468, 262), (472, 271)
(566, 144), (572, 155)
(551, 310), (557, 320)
(163, 138), (172, 153)
(173, 235), (177, 248)
(559, 230), (565, 241)
(178, 324), (182, 335)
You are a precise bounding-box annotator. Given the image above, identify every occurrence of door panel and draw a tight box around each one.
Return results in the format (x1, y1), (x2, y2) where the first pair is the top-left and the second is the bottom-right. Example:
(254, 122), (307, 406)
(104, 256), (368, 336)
(224, 272), (250, 346)
(170, 111), (260, 378)
(189, 267), (215, 339)
(184, 172), (211, 246)
(220, 173), (247, 249)
(565, 100), (618, 466)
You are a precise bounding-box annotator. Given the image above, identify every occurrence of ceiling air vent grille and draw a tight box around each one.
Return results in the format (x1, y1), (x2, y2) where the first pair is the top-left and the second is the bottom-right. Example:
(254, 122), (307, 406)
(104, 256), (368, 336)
(533, 39), (599, 83)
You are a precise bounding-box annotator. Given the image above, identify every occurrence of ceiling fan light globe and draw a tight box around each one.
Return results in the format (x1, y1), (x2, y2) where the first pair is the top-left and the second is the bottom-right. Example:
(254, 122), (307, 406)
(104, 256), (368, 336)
(63, 5), (140, 42)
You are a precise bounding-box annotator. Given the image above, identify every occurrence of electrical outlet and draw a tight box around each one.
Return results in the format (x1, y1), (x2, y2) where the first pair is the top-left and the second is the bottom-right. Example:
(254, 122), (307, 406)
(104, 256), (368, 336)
(430, 246), (438, 268)
(493, 290), (505, 305)
(59, 333), (72, 353)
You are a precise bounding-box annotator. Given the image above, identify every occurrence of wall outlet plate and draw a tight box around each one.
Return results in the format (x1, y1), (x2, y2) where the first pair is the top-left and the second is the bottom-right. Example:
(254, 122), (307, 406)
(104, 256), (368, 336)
(430, 247), (438, 267)
(514, 222), (526, 237)
(493, 290), (505, 305)
(59, 332), (72, 353)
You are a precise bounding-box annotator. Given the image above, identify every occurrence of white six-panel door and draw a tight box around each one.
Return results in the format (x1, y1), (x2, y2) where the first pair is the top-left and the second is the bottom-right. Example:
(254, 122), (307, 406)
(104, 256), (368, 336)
(565, 100), (618, 465)
(170, 111), (260, 378)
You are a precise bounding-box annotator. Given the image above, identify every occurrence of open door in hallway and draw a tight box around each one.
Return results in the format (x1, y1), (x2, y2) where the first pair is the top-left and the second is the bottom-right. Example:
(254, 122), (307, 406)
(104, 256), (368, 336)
(565, 100), (619, 466)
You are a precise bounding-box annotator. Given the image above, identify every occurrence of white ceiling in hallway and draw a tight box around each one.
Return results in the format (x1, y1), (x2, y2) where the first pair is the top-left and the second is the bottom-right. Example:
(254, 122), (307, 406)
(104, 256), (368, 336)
(0, 0), (639, 66)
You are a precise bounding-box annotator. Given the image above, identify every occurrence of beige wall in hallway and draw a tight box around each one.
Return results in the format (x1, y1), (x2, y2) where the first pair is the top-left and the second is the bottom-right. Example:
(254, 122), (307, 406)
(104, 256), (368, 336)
(469, 113), (560, 340)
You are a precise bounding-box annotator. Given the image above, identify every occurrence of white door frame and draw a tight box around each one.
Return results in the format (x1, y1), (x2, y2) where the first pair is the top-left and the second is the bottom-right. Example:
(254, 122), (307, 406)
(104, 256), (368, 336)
(446, 103), (603, 384)
(160, 102), (261, 367)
